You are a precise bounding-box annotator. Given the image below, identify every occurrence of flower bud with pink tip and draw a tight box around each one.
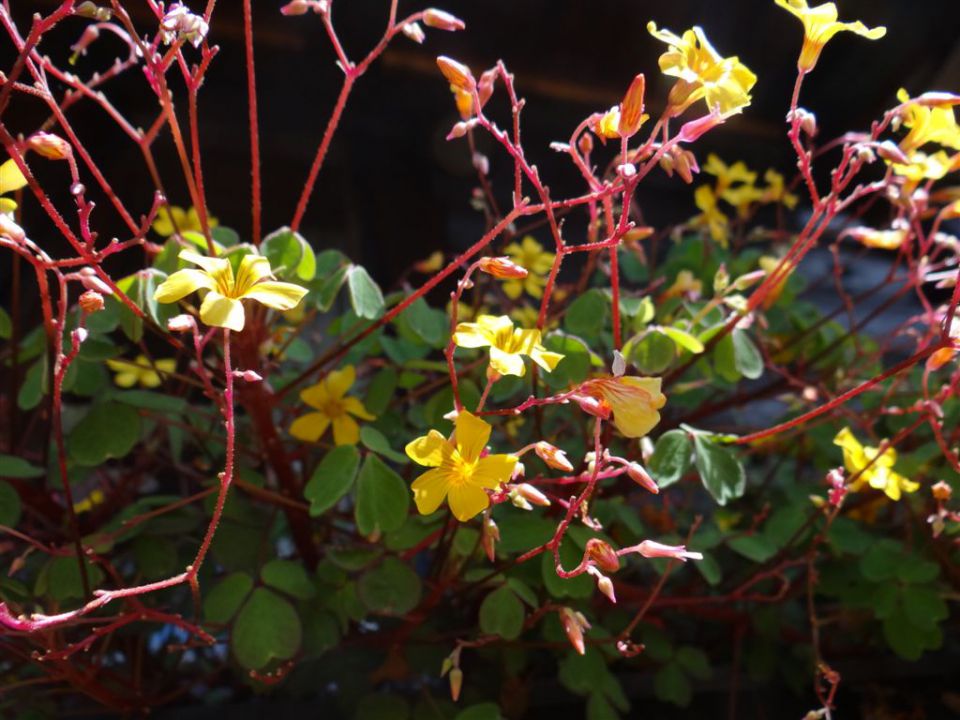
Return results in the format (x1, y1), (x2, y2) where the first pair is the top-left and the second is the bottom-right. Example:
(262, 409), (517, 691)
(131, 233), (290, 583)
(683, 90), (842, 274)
(585, 538), (620, 573)
(628, 540), (702, 562)
(424, 9), (465, 31)
(626, 462), (659, 494)
(559, 607), (590, 655)
(534, 441), (574, 472)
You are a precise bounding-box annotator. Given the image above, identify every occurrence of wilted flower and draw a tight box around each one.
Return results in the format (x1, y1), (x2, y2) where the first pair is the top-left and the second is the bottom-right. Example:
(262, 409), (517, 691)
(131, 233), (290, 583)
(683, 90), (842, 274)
(289, 366), (375, 446)
(774, 0), (886, 72)
(453, 314), (563, 378)
(78, 290), (105, 314)
(578, 375), (666, 438)
(585, 538), (620, 573)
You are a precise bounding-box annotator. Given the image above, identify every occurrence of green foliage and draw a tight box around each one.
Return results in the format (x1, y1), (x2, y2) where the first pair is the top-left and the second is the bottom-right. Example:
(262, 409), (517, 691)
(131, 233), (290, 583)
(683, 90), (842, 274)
(232, 588), (302, 670)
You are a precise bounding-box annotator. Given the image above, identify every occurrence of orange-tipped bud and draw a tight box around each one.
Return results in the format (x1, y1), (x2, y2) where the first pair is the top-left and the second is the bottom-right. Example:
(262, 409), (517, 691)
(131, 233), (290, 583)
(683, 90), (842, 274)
(482, 515), (499, 562)
(448, 667), (463, 701)
(479, 256), (528, 280)
(437, 56), (475, 93)
(585, 538), (620, 573)
(27, 132), (72, 160)
(424, 9), (465, 31)
(515, 483), (550, 507)
(927, 346), (958, 371)
(618, 73), (647, 138)
(672, 148), (698, 184)
(626, 463), (659, 494)
(932, 480), (953, 502)
(535, 441), (574, 472)
(559, 607), (589, 655)
(78, 290), (104, 314)
(578, 132), (593, 156)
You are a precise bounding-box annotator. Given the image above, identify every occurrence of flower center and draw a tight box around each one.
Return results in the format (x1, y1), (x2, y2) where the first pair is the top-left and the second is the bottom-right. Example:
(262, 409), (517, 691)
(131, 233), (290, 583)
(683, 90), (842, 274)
(448, 456), (478, 487)
(321, 398), (346, 419)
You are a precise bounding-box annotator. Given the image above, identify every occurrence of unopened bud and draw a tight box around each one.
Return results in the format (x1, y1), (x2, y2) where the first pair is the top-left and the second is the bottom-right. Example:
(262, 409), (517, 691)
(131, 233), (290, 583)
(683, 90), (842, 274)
(479, 256), (527, 280)
(618, 73), (647, 138)
(280, 0), (310, 15)
(0, 214), (25, 243)
(477, 69), (496, 108)
(713, 264), (729, 294)
(585, 538), (620, 573)
(75, 267), (112, 294)
(482, 516), (499, 562)
(578, 132), (593, 156)
(672, 148), (698, 184)
(623, 226), (654, 244)
(472, 152), (489, 175)
(446, 119), (478, 141)
(927, 346), (958, 371)
(448, 667), (463, 701)
(423, 9), (465, 31)
(632, 540), (702, 562)
(401, 21), (426, 43)
(71, 327), (88, 346)
(78, 290), (104, 314)
(437, 56), (474, 92)
(27, 132), (72, 161)
(731, 269), (766, 291)
(790, 108), (817, 137)
(233, 370), (263, 383)
(617, 163), (637, 178)
(676, 111), (723, 144)
(167, 314), (196, 333)
(626, 463), (659, 494)
(515, 483), (550, 507)
(932, 480), (953, 502)
(596, 574), (616, 603)
(535, 441), (573, 472)
(658, 153), (676, 177)
(559, 607), (589, 655)
(76, 2), (112, 20)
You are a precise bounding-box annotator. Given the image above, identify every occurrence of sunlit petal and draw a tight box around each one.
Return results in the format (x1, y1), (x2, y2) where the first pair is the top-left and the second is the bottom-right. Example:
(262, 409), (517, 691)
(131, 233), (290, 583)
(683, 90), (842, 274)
(289, 412), (331, 442)
(454, 411), (492, 463)
(406, 430), (451, 467)
(447, 482), (490, 521)
(411, 467), (451, 516)
(154, 269), (216, 303)
(332, 415), (360, 446)
(472, 454), (518, 490)
(199, 291), (245, 331)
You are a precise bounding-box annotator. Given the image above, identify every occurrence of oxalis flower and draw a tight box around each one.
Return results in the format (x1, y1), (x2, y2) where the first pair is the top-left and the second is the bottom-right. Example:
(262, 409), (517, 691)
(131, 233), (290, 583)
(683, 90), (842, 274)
(107, 355), (176, 388)
(453, 314), (564, 378)
(647, 22), (756, 116)
(774, 0), (885, 73)
(896, 89), (960, 153)
(154, 250), (307, 332)
(152, 204), (218, 237)
(502, 236), (554, 299)
(405, 411), (518, 521)
(289, 365), (375, 446)
(833, 427), (918, 501)
(578, 375), (667, 438)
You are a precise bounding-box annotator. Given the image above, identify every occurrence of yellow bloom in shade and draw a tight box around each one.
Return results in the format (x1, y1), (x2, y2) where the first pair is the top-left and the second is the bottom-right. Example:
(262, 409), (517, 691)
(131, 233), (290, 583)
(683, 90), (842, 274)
(154, 250), (307, 332)
(502, 236), (554, 299)
(774, 0), (886, 72)
(647, 22), (757, 116)
(405, 411), (518, 521)
(152, 205), (218, 237)
(106, 355), (176, 388)
(703, 154), (756, 194)
(890, 150), (953, 187)
(761, 169), (799, 209)
(896, 89), (960, 153)
(73, 489), (105, 514)
(693, 185), (730, 245)
(453, 314), (564, 378)
(289, 366), (375, 446)
(580, 375), (666, 438)
(833, 427), (919, 501)
(663, 269), (703, 300)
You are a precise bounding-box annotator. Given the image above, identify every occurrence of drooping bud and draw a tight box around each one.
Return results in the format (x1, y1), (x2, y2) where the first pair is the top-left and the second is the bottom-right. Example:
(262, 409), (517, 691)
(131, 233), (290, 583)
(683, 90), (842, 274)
(74, 267), (113, 294)
(932, 480), (953, 502)
(676, 110), (723, 144)
(631, 540), (703, 562)
(559, 607), (590, 655)
(27, 132), (72, 160)
(514, 483), (551, 507)
(78, 290), (104, 314)
(75, 2), (112, 20)
(482, 515), (499, 562)
(535, 441), (574, 472)
(618, 73), (647, 138)
(596, 574), (616, 603)
(626, 463), (659, 494)
(478, 256), (528, 280)
(280, 0), (311, 15)
(448, 667), (463, 701)
(926, 346), (957, 371)
(167, 314), (197, 333)
(401, 21), (426, 43)
(585, 538), (620, 573)
(423, 9), (465, 31)
(0, 214), (25, 244)
(672, 148), (699, 184)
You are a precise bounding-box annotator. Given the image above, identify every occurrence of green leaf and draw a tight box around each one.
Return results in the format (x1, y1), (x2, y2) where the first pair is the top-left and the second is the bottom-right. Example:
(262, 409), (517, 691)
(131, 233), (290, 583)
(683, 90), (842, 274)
(661, 326), (704, 354)
(360, 426), (408, 464)
(113, 390), (186, 415)
(586, 693), (619, 720)
(713, 334), (740, 383)
(542, 333), (594, 388)
(45, 556), (105, 602)
(649, 430), (692, 488)
(883, 606), (926, 661)
(261, 559), (317, 600)
(347, 265), (385, 319)
(902, 586), (948, 630)
(859, 540), (903, 582)
(896, 557), (940, 584)
(204, 572), (254, 623)
(68, 402), (142, 466)
(356, 694), (410, 720)
(133, 535), (178, 579)
(694, 552), (722, 586)
(478, 585), (525, 640)
(653, 662), (691, 707)
(727, 535), (777, 563)
(0, 481), (22, 526)
(0, 454), (44, 479)
(18, 358), (46, 410)
(732, 329), (763, 379)
(454, 704), (503, 720)
(0, 306), (11, 339)
(692, 434), (746, 506)
(365, 368), (398, 416)
(232, 588), (302, 670)
(355, 454), (409, 536)
(262, 227), (317, 281)
(314, 264), (349, 311)
(357, 557), (422, 615)
(564, 289), (608, 339)
(398, 297), (447, 348)
(628, 330), (675, 374)
(676, 646), (712, 680)
(304, 445), (361, 517)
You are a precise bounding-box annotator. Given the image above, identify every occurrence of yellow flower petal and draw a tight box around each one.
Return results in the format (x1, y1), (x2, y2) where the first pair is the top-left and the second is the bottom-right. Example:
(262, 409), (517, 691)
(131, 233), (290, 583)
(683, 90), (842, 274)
(234, 254), (273, 295)
(114, 371), (139, 388)
(199, 291), (245, 331)
(472, 454), (518, 490)
(155, 359), (177, 374)
(489, 345), (526, 377)
(289, 412), (331, 442)
(0, 158), (28, 195)
(332, 415), (360, 446)
(774, 0), (885, 71)
(530, 347), (564, 372)
(154, 269), (216, 303)
(447, 482), (490, 521)
(179, 249), (230, 276)
(342, 396), (376, 421)
(411, 467), (451, 515)
(241, 280), (308, 311)
(325, 366), (356, 399)
(454, 410), (492, 464)
(406, 430), (451, 467)
(452, 322), (492, 348)
(141, 370), (162, 388)
(300, 381), (331, 410)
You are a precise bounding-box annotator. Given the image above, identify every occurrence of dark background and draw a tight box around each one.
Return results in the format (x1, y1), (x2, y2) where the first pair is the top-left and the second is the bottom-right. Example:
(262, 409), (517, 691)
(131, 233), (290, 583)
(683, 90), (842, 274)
(7, 0), (960, 297)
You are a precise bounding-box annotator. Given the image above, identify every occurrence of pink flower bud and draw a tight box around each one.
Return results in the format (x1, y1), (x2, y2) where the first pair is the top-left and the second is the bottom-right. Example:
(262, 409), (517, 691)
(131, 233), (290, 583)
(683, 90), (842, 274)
(478, 69), (496, 108)
(233, 370), (263, 383)
(826, 467), (847, 507)
(436, 56), (474, 92)
(78, 290), (104, 314)
(876, 140), (910, 165)
(423, 9), (465, 31)
(515, 483), (550, 507)
(74, 267), (113, 295)
(401, 22), (426, 43)
(632, 540), (702, 562)
(585, 538), (620, 573)
(626, 462), (659, 494)
(534, 441), (574, 472)
(676, 110), (724, 144)
(167, 314), (196, 333)
(0, 215), (25, 244)
(478, 256), (528, 280)
(573, 394), (611, 420)
(27, 132), (72, 161)
(559, 607), (590, 655)
(72, 327), (88, 346)
(280, 0), (310, 15)
(617, 163), (637, 178)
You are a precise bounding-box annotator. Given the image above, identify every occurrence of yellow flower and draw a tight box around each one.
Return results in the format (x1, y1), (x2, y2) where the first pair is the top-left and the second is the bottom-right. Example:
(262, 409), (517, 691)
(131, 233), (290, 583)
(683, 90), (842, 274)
(154, 250), (307, 332)
(850, 227), (907, 250)
(0, 158), (28, 214)
(761, 169), (799, 209)
(106, 355), (176, 388)
(703, 154), (756, 194)
(594, 106), (622, 140)
(890, 150), (953, 187)
(693, 185), (730, 245)
(453, 314), (564, 378)
(289, 365), (375, 446)
(663, 269), (703, 300)
(721, 183), (765, 217)
(580, 375), (666, 438)
(502, 236), (554, 299)
(405, 411), (517, 521)
(833, 427), (918, 501)
(73, 489), (105, 514)
(896, 89), (960, 153)
(647, 22), (757, 116)
(509, 304), (541, 330)
(152, 205), (218, 237)
(774, 0), (886, 72)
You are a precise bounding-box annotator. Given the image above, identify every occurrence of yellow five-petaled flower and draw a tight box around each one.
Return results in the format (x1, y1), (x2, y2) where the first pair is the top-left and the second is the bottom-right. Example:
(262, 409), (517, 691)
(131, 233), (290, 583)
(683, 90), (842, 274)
(502, 236), (554, 300)
(774, 0), (885, 73)
(405, 411), (518, 521)
(580, 375), (667, 438)
(107, 355), (176, 388)
(154, 250), (307, 332)
(289, 365), (375, 446)
(453, 314), (564, 378)
(834, 427), (918, 501)
(152, 205), (218, 237)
